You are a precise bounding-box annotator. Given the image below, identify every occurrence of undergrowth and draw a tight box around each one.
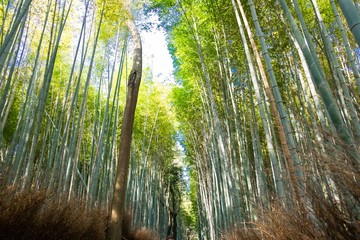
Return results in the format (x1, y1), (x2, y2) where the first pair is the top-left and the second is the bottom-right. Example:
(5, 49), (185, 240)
(222, 140), (360, 240)
(0, 186), (158, 240)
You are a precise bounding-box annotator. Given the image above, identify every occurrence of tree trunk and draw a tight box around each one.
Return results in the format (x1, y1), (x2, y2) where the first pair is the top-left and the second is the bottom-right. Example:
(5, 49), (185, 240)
(108, 4), (142, 239)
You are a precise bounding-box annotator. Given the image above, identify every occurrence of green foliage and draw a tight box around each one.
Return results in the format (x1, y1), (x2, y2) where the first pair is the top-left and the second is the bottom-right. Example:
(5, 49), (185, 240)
(2, 88), (21, 144)
(96, 0), (127, 41)
(131, 72), (177, 165)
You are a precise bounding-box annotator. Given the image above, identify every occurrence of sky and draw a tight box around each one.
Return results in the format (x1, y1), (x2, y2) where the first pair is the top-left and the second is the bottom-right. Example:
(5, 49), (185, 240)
(140, 15), (175, 84)
(139, 14), (189, 185)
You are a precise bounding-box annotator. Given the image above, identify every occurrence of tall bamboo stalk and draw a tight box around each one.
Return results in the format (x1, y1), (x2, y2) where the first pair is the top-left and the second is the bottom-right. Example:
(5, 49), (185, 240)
(338, 0), (360, 47)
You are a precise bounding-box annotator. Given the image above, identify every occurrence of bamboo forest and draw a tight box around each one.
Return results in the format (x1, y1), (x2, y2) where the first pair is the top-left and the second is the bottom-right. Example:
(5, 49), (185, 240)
(1, 0), (360, 239)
